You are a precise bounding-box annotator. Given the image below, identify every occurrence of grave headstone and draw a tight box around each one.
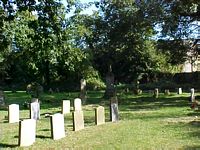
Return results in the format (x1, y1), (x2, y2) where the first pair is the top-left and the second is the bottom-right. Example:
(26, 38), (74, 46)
(62, 100), (70, 114)
(95, 106), (105, 125)
(73, 111), (84, 131)
(164, 89), (170, 95)
(190, 88), (195, 102)
(80, 79), (86, 104)
(74, 98), (82, 111)
(178, 88), (182, 94)
(153, 88), (159, 98)
(30, 102), (40, 120)
(8, 104), (19, 123)
(18, 119), (36, 147)
(0, 90), (5, 106)
(50, 113), (65, 140)
(110, 96), (119, 122)
(31, 98), (39, 103)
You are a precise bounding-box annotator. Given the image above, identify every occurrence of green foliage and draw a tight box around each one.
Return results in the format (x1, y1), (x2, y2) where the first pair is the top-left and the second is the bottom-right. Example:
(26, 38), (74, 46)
(26, 82), (43, 98)
(82, 66), (105, 90)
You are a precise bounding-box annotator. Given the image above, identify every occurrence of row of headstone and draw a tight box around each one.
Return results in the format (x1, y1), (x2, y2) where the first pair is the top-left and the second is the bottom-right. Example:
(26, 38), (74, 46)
(8, 102), (40, 124)
(18, 104), (106, 147)
(152, 88), (183, 98)
(8, 97), (117, 147)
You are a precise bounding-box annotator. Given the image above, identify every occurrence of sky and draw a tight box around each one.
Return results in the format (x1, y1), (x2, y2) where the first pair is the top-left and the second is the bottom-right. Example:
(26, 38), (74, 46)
(62, 0), (98, 16)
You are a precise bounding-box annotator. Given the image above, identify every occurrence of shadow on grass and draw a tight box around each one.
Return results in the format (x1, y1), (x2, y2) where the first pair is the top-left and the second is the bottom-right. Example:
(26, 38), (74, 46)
(183, 145), (200, 149)
(36, 135), (51, 139)
(0, 143), (18, 148)
(119, 95), (189, 111)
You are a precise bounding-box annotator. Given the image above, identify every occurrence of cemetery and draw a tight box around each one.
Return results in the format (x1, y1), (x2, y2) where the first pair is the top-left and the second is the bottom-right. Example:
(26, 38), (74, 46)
(1, 0), (200, 149)
(1, 87), (200, 149)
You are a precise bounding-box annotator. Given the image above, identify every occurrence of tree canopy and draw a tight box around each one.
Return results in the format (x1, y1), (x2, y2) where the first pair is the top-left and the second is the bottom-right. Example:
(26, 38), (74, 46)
(0, 0), (198, 89)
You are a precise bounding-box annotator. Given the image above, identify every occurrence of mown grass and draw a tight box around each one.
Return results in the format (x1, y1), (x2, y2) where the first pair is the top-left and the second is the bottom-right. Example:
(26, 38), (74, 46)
(1, 91), (200, 149)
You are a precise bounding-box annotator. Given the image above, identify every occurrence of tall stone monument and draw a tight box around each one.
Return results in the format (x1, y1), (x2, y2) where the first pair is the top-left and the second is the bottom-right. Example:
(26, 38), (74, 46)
(80, 79), (86, 104)
(104, 65), (115, 98)
(0, 90), (5, 106)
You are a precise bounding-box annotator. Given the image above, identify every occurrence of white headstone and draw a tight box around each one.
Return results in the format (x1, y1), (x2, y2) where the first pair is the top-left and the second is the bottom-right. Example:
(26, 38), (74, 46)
(8, 104), (19, 123)
(30, 102), (40, 120)
(190, 88), (195, 102)
(73, 111), (84, 131)
(74, 98), (82, 111)
(95, 106), (105, 125)
(18, 119), (36, 147)
(62, 100), (70, 114)
(178, 88), (182, 94)
(50, 113), (65, 140)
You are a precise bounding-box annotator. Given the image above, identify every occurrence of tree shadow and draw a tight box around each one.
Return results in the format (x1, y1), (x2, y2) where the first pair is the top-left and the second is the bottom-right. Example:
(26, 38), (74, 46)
(0, 143), (18, 148)
(36, 135), (51, 139)
(182, 145), (200, 149)
(119, 95), (189, 111)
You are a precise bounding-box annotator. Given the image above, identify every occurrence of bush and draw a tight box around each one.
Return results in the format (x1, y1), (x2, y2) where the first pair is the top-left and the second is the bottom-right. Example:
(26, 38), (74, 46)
(86, 77), (105, 90)
(26, 82), (43, 98)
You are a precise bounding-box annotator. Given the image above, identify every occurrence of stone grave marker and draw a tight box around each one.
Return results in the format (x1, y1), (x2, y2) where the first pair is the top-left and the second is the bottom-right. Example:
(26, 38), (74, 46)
(62, 100), (70, 114)
(74, 98), (82, 111)
(18, 119), (36, 147)
(164, 89), (170, 95)
(0, 90), (5, 106)
(8, 104), (19, 123)
(50, 113), (65, 140)
(110, 96), (119, 122)
(31, 98), (39, 103)
(80, 79), (86, 104)
(190, 88), (195, 102)
(30, 102), (40, 120)
(178, 88), (182, 94)
(73, 111), (84, 131)
(153, 88), (159, 98)
(95, 106), (105, 125)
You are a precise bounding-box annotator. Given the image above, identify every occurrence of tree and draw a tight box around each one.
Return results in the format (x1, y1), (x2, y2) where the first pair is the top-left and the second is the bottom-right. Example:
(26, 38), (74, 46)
(81, 0), (168, 83)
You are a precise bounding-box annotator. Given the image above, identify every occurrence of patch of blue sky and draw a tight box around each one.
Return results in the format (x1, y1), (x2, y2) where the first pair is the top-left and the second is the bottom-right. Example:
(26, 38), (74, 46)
(62, 0), (98, 17)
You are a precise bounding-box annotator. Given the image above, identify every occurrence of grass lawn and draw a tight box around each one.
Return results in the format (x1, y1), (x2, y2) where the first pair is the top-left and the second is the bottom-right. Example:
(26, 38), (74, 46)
(1, 90), (200, 149)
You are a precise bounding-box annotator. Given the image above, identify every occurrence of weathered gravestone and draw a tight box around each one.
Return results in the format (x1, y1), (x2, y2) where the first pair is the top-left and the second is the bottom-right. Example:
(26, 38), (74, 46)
(74, 98), (82, 111)
(110, 96), (119, 122)
(190, 88), (195, 102)
(30, 102), (40, 120)
(80, 79), (86, 104)
(18, 119), (36, 147)
(73, 111), (84, 131)
(164, 89), (170, 95)
(0, 90), (5, 106)
(8, 104), (19, 123)
(153, 88), (159, 98)
(178, 88), (182, 94)
(50, 113), (65, 140)
(95, 106), (105, 125)
(62, 100), (70, 114)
